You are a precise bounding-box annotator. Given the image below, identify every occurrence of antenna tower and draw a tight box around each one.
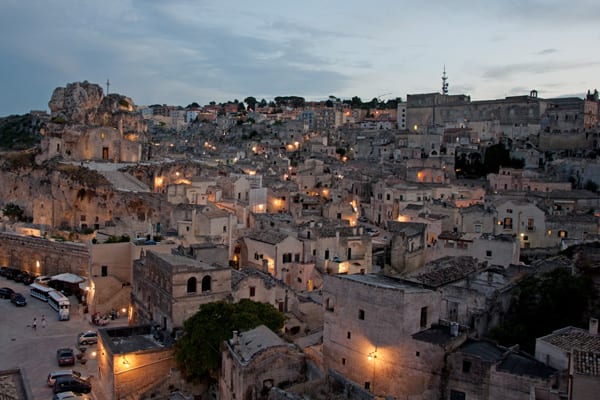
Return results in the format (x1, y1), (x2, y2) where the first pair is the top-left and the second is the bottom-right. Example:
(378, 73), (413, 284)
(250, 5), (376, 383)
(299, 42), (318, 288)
(442, 66), (449, 95)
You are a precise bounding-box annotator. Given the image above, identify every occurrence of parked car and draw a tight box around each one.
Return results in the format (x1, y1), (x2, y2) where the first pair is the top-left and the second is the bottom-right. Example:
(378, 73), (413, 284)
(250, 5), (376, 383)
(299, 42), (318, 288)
(77, 331), (98, 345)
(56, 348), (75, 366)
(52, 391), (92, 400)
(10, 292), (27, 306)
(21, 273), (34, 285)
(53, 375), (91, 394)
(0, 287), (14, 299)
(4, 267), (21, 280)
(47, 370), (90, 387)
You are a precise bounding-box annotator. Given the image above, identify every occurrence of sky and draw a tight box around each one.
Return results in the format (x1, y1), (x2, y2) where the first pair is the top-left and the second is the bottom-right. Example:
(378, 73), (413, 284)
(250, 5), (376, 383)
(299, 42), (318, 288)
(1, 0), (599, 116)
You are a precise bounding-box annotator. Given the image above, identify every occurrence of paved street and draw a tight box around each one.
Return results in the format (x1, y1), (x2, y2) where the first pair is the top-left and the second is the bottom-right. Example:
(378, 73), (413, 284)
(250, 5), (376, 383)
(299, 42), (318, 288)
(0, 277), (107, 399)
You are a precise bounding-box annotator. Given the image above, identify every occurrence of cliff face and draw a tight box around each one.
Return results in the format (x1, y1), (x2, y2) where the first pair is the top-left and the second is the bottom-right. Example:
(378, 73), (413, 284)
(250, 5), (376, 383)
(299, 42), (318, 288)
(0, 163), (171, 238)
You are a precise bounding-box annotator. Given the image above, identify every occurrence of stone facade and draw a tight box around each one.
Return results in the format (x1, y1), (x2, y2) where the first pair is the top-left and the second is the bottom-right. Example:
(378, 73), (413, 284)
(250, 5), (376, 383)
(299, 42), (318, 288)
(97, 325), (177, 400)
(322, 273), (443, 398)
(0, 231), (90, 277)
(131, 250), (231, 332)
(219, 325), (306, 400)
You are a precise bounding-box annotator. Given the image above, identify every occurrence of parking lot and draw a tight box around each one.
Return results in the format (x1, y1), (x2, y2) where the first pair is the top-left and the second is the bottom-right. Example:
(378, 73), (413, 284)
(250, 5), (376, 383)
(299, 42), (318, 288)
(0, 277), (102, 399)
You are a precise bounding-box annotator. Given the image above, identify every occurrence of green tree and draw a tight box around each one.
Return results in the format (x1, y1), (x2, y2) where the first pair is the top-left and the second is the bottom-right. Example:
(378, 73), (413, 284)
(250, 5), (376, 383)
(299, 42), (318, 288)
(244, 96), (257, 111)
(2, 203), (24, 222)
(489, 268), (597, 353)
(584, 180), (599, 193)
(483, 143), (511, 174)
(174, 300), (285, 382)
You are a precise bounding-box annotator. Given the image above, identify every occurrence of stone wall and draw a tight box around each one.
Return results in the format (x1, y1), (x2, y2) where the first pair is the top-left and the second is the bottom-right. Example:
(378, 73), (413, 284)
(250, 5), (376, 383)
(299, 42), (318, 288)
(0, 231), (90, 277)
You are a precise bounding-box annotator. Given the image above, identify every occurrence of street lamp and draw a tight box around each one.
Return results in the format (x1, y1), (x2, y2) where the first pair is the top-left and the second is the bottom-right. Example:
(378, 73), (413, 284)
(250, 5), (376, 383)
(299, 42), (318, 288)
(367, 348), (378, 393)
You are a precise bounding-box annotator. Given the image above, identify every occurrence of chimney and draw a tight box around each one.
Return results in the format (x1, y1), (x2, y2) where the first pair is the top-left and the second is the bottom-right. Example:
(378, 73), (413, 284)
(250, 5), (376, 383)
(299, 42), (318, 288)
(590, 318), (599, 335)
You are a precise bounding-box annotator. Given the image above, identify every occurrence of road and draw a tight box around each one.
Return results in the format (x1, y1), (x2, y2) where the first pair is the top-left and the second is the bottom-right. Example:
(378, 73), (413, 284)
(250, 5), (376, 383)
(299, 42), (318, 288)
(0, 277), (108, 399)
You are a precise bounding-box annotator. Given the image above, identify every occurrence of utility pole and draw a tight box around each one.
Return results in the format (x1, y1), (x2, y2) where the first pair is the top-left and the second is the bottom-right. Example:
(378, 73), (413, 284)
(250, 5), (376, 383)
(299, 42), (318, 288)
(106, 79), (110, 95)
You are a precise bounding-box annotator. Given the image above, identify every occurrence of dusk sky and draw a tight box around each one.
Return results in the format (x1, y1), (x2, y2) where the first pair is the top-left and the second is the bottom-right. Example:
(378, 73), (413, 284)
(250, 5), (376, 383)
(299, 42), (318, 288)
(1, 0), (599, 116)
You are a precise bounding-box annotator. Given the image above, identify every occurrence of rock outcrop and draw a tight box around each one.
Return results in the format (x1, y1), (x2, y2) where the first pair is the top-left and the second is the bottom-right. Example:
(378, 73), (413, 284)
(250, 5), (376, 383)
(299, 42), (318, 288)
(47, 81), (145, 134)
(48, 81), (104, 124)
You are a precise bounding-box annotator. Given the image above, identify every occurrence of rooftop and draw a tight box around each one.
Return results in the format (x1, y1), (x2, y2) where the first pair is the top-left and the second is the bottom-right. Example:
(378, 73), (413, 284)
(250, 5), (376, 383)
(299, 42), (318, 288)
(460, 339), (505, 363)
(100, 325), (164, 355)
(537, 326), (600, 353)
(333, 273), (432, 293)
(245, 230), (291, 245)
(228, 325), (287, 364)
(497, 352), (556, 379)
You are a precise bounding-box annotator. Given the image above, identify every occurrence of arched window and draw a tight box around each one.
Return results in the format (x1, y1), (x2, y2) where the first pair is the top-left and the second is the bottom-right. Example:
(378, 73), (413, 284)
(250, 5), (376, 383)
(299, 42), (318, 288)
(187, 277), (197, 293)
(202, 276), (212, 292)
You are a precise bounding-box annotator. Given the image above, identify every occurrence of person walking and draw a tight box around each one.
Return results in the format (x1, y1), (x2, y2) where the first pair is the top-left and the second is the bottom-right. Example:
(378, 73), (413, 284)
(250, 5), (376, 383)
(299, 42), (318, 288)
(32, 317), (37, 330)
(41, 314), (46, 328)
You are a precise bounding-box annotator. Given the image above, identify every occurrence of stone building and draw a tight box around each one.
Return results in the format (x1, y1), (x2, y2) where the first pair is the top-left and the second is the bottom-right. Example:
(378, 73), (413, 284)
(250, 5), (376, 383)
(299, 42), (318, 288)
(219, 325), (306, 400)
(96, 325), (177, 400)
(535, 320), (600, 400)
(38, 81), (147, 164)
(445, 339), (558, 400)
(322, 273), (443, 398)
(239, 229), (319, 292)
(386, 221), (427, 274)
(131, 250), (231, 333)
(297, 221), (373, 275)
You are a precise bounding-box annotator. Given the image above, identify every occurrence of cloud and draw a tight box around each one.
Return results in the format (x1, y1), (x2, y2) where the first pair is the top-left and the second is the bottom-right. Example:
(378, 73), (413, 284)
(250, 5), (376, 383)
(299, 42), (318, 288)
(537, 48), (558, 55)
(482, 61), (600, 79)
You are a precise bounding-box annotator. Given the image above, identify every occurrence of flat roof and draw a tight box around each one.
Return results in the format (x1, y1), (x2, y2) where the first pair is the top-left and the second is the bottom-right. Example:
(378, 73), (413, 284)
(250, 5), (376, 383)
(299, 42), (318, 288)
(333, 273), (432, 293)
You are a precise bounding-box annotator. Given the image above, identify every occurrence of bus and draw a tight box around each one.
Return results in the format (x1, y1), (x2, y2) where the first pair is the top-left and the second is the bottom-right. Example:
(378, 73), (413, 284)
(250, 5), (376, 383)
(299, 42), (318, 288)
(30, 282), (54, 302)
(47, 290), (70, 321)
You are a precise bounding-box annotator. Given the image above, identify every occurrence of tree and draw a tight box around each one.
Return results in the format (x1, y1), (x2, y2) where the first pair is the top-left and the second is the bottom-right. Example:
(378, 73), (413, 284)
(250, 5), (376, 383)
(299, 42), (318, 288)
(489, 268), (598, 353)
(2, 203), (24, 222)
(259, 98), (267, 107)
(584, 180), (599, 193)
(483, 143), (511, 174)
(244, 96), (257, 111)
(174, 300), (285, 382)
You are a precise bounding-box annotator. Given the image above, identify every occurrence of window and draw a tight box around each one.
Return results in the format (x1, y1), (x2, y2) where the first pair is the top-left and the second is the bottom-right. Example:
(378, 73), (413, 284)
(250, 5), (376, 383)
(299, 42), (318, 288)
(249, 286), (255, 297)
(486, 250), (492, 257)
(294, 253), (300, 262)
(420, 307), (428, 328)
(386, 193), (390, 201)
(527, 218), (535, 231)
(364, 382), (371, 390)
(462, 360), (472, 373)
(342, 358), (346, 365)
(80, 215), (86, 222)
(416, 351), (420, 357)
(503, 217), (513, 229)
(282, 253), (292, 263)
(474, 224), (482, 233)
(223, 225), (227, 233)
(336, 212), (342, 219)
(358, 309), (365, 320)
(187, 277), (197, 293)
(450, 390), (466, 400)
(325, 249), (330, 260)
(506, 208), (513, 214)
(559, 230), (567, 238)
(201, 276), (211, 292)
(347, 331), (351, 339)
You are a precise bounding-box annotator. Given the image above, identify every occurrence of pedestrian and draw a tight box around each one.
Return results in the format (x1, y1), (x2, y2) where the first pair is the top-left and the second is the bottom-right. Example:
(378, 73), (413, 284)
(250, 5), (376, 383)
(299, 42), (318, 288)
(41, 314), (46, 328)
(32, 317), (37, 330)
